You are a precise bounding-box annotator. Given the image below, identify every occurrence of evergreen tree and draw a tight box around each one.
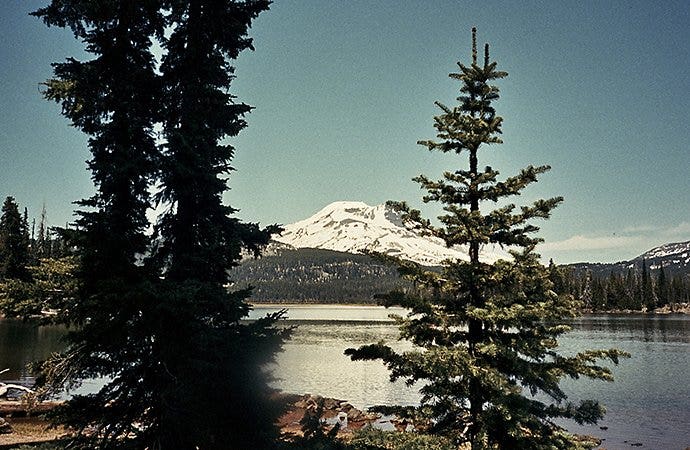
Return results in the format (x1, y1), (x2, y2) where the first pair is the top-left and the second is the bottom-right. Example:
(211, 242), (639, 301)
(656, 262), (669, 307)
(0, 196), (30, 281)
(548, 259), (566, 295)
(640, 259), (656, 311)
(624, 268), (642, 310)
(21, 207), (31, 259)
(35, 203), (48, 259)
(32, 1), (166, 447)
(606, 271), (627, 310)
(150, 1), (288, 448)
(346, 29), (626, 449)
(36, 2), (286, 445)
(670, 275), (686, 309)
(591, 276), (607, 311)
(579, 270), (593, 309)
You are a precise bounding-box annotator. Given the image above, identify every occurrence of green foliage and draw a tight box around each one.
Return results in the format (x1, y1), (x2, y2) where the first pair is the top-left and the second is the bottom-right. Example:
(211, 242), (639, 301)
(32, 1), (287, 448)
(0, 256), (77, 320)
(0, 196), (31, 281)
(552, 261), (690, 311)
(147, 1), (288, 448)
(231, 247), (412, 303)
(346, 29), (627, 449)
(348, 427), (455, 450)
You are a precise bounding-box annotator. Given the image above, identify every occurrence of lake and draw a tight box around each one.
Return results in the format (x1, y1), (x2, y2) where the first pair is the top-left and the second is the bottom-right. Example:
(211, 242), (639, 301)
(2, 306), (688, 449)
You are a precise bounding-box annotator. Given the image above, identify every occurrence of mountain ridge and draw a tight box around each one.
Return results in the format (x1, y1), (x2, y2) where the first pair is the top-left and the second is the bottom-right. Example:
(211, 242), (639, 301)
(566, 240), (690, 277)
(234, 203), (690, 303)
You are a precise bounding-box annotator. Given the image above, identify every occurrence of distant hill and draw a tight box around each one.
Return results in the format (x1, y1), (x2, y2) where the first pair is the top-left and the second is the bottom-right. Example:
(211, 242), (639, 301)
(231, 246), (411, 304)
(234, 200), (690, 303)
(233, 242), (690, 304)
(566, 240), (690, 277)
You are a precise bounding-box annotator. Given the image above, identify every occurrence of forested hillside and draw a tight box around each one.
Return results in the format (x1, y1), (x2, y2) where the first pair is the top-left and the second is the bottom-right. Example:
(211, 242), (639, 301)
(232, 246), (411, 303)
(233, 242), (690, 310)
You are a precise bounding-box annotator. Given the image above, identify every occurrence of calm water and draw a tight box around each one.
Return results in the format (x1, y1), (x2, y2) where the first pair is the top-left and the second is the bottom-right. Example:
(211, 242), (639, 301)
(2, 307), (688, 449)
(252, 306), (690, 450)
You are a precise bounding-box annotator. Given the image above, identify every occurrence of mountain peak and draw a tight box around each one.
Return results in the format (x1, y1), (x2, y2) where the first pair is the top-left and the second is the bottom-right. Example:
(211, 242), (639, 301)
(274, 201), (505, 265)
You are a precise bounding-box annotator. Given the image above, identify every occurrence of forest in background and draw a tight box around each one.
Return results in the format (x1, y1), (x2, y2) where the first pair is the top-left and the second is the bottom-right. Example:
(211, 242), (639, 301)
(232, 243), (690, 312)
(3, 203), (689, 313)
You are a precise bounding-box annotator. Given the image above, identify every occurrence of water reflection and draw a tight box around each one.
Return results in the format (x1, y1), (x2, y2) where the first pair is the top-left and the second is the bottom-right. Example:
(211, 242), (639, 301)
(1, 308), (688, 449)
(568, 314), (690, 344)
(0, 319), (65, 382)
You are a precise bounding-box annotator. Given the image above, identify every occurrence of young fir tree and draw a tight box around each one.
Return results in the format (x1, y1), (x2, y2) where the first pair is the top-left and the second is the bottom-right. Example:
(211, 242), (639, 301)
(346, 29), (627, 449)
(0, 196), (31, 281)
(32, 1), (165, 447)
(151, 1), (288, 448)
(656, 262), (669, 307)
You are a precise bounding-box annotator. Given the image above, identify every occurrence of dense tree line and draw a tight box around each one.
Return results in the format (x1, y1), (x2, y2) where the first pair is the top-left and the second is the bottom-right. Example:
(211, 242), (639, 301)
(231, 247), (411, 303)
(0, 197), (77, 319)
(0, 197), (70, 276)
(549, 259), (690, 312)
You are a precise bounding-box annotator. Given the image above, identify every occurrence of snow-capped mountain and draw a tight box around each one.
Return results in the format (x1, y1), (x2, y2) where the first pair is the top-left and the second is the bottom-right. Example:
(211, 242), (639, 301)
(273, 201), (505, 266)
(634, 240), (690, 270)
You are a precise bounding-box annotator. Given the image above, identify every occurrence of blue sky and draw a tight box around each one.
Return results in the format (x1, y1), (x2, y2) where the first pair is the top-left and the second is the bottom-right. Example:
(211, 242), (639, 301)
(1, 1), (688, 264)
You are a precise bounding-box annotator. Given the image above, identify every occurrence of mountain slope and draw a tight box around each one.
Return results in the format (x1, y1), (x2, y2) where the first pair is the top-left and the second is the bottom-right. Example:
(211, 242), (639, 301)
(567, 240), (690, 277)
(232, 247), (410, 304)
(631, 240), (690, 275)
(273, 201), (505, 266)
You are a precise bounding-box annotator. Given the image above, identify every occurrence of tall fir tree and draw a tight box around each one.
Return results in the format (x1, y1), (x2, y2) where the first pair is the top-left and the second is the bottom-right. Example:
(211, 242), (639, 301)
(151, 1), (288, 448)
(640, 258), (656, 311)
(656, 262), (669, 307)
(0, 196), (31, 281)
(35, 203), (48, 259)
(35, 1), (287, 448)
(32, 1), (165, 447)
(347, 29), (627, 449)
(625, 268), (642, 310)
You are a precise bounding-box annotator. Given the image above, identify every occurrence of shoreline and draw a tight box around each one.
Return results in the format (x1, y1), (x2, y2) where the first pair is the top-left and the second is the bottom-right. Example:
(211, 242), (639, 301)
(251, 302), (690, 315)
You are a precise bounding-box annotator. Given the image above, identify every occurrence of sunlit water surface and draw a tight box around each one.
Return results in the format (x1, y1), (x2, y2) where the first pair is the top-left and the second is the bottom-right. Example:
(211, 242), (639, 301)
(2, 307), (688, 449)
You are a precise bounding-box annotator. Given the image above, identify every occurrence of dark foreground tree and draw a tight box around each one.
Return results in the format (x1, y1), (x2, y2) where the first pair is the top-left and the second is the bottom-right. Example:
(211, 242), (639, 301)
(150, 1), (288, 447)
(346, 29), (627, 449)
(32, 1), (166, 447)
(34, 1), (287, 448)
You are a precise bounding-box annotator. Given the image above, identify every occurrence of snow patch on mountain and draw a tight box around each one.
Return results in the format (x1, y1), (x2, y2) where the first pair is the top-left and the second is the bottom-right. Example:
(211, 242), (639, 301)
(634, 240), (690, 269)
(273, 201), (506, 266)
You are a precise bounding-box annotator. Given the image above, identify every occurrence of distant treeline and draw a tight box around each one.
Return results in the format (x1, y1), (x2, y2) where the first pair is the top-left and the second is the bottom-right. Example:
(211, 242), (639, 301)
(233, 246), (690, 311)
(0, 196), (72, 280)
(550, 260), (690, 312)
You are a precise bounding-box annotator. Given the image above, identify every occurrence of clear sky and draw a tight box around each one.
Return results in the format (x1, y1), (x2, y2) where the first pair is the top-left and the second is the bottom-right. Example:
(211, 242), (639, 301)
(1, 1), (688, 264)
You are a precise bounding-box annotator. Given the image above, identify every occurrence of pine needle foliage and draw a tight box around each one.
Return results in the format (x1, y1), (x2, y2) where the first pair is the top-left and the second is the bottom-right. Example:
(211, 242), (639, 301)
(150, 2), (289, 448)
(31, 2), (170, 448)
(32, 1), (288, 448)
(346, 29), (628, 450)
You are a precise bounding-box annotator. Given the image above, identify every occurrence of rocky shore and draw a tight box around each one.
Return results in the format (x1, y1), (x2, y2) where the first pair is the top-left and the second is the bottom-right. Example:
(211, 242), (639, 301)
(0, 394), (390, 446)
